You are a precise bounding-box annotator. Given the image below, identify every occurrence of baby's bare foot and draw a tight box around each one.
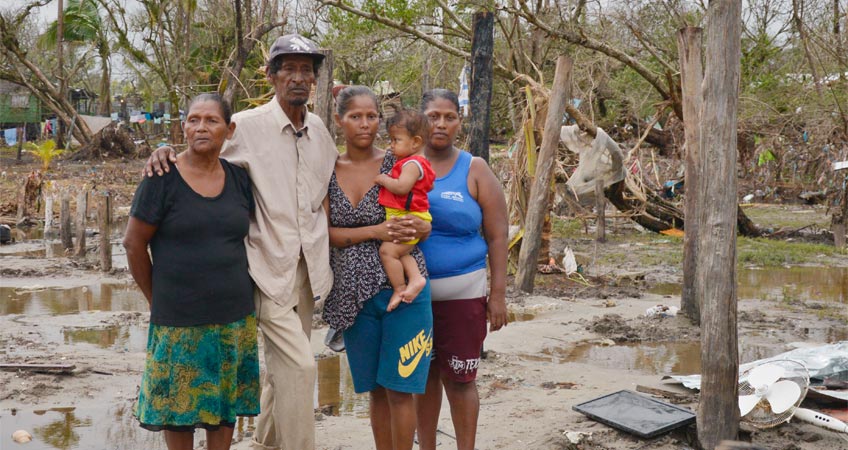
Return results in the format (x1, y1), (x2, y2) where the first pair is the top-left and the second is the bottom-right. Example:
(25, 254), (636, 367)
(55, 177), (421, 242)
(387, 288), (406, 312)
(400, 276), (426, 303)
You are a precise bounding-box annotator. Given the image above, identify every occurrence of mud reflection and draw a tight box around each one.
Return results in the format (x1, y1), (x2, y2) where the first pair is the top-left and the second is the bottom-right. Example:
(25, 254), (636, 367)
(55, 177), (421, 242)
(62, 325), (148, 353)
(531, 341), (781, 375)
(650, 266), (848, 303)
(0, 284), (148, 316)
(315, 354), (369, 418)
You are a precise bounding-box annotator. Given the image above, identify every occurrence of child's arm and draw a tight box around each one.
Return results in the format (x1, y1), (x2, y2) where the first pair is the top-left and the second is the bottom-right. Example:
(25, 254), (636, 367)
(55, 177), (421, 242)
(374, 161), (422, 196)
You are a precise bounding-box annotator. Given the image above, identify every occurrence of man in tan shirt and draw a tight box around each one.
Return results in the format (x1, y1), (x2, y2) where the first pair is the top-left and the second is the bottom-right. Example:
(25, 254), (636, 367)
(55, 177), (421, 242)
(145, 34), (337, 450)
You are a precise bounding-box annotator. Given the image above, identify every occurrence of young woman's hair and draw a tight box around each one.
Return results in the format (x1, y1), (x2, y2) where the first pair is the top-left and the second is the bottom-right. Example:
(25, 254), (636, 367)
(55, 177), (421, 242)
(420, 89), (460, 114)
(189, 93), (232, 124)
(336, 85), (379, 116)
(385, 106), (429, 142)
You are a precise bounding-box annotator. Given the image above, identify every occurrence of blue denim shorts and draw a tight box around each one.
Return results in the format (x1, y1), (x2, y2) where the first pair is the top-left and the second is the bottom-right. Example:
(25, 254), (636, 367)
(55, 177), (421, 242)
(343, 281), (433, 394)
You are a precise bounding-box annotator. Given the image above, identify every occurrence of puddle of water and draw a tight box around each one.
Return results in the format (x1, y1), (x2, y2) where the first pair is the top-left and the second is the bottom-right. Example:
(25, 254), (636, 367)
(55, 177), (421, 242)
(0, 354), (359, 450)
(650, 266), (848, 303)
(796, 325), (848, 343)
(507, 311), (536, 322)
(6, 217), (128, 243)
(0, 405), (254, 450)
(315, 354), (369, 418)
(8, 225), (45, 241)
(61, 325), (148, 353)
(0, 405), (165, 450)
(533, 341), (782, 375)
(0, 241), (128, 270)
(0, 283), (148, 316)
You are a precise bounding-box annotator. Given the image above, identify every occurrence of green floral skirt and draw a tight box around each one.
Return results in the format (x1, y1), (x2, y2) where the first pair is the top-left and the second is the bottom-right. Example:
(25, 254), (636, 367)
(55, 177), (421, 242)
(136, 313), (260, 432)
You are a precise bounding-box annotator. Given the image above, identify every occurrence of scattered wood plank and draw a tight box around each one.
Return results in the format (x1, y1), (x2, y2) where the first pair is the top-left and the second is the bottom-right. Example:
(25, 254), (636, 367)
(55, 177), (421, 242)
(716, 441), (768, 450)
(0, 363), (76, 375)
(636, 385), (695, 403)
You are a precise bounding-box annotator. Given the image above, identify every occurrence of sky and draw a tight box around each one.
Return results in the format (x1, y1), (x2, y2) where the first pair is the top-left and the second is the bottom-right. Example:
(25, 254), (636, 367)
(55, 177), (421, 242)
(5, 0), (59, 27)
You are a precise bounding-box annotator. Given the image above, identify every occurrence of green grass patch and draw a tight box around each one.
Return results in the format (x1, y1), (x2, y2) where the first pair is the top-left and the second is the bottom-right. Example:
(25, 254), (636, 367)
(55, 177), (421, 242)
(551, 216), (584, 238)
(0, 146), (21, 157)
(737, 237), (837, 266)
(742, 204), (828, 229)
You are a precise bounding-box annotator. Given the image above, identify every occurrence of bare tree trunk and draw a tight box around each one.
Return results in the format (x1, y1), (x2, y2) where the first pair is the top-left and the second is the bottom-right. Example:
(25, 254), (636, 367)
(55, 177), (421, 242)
(97, 44), (111, 117)
(56, 0), (65, 149)
(314, 49), (335, 134)
(677, 27), (703, 325)
(468, 11), (495, 162)
(792, 0), (823, 98)
(697, 1), (742, 449)
(516, 56), (572, 293)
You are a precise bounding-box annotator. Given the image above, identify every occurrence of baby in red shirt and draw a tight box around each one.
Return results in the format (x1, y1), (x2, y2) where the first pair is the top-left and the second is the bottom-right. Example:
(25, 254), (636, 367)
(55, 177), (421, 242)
(375, 108), (435, 311)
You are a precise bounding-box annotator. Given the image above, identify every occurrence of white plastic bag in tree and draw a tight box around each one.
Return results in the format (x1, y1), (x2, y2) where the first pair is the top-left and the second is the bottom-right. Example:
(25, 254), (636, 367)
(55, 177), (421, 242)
(561, 125), (626, 198)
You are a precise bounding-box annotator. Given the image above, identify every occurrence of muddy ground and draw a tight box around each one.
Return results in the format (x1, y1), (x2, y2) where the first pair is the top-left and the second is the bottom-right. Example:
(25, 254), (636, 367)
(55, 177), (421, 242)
(1, 156), (847, 450)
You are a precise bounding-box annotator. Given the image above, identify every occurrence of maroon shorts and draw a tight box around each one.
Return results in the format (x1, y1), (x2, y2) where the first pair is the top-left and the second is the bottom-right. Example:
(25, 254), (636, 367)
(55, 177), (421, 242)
(431, 296), (488, 383)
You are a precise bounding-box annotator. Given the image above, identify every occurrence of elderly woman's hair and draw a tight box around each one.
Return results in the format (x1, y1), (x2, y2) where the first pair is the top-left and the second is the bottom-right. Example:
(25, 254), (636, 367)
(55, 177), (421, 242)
(420, 89), (460, 114)
(385, 106), (430, 142)
(336, 85), (379, 116)
(189, 93), (232, 124)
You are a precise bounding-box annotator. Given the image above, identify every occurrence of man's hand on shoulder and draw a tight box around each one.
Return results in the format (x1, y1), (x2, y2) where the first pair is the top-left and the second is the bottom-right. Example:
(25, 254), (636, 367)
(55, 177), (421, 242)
(143, 146), (178, 177)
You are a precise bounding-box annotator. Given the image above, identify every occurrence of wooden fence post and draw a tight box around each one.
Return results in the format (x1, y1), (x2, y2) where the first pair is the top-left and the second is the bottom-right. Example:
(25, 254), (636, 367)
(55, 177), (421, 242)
(74, 189), (87, 258)
(44, 194), (54, 237)
(468, 10), (494, 162)
(99, 191), (112, 271)
(697, 1), (742, 448)
(516, 56), (573, 293)
(314, 49), (335, 136)
(678, 27), (704, 324)
(595, 179), (606, 242)
(60, 192), (73, 250)
(832, 174), (847, 248)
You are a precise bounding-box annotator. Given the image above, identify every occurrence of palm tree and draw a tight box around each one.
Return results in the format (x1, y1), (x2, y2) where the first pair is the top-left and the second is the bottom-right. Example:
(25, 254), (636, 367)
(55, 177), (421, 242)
(41, 0), (111, 117)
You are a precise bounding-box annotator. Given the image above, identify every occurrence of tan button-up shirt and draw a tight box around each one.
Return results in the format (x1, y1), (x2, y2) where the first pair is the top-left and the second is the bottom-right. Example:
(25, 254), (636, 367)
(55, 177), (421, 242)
(221, 99), (338, 302)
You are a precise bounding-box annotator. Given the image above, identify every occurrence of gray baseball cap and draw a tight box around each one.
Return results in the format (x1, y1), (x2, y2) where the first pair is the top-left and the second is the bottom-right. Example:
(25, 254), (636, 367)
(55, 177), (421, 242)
(268, 33), (325, 64)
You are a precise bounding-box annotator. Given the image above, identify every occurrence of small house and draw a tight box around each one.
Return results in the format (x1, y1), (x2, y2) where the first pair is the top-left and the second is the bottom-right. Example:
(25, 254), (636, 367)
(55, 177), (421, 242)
(0, 80), (41, 125)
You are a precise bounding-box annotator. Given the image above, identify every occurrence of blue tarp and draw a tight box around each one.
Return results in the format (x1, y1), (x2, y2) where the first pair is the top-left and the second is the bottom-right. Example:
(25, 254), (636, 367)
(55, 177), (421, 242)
(4, 128), (17, 146)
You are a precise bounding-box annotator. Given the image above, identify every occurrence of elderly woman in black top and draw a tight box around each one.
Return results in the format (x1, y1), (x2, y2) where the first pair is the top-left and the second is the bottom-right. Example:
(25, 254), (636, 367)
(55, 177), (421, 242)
(123, 93), (259, 450)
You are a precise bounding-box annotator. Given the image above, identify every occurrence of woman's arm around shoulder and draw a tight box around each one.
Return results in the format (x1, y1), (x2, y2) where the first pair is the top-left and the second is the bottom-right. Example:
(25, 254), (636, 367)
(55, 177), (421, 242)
(470, 157), (509, 332)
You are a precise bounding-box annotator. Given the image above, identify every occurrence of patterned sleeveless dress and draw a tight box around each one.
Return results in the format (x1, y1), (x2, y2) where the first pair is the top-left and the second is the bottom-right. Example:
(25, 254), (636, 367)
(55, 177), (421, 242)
(322, 150), (428, 330)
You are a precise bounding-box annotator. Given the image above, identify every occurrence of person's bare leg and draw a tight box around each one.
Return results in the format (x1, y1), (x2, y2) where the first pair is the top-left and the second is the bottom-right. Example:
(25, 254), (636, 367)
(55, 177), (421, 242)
(380, 241), (413, 311)
(163, 430), (193, 450)
(206, 426), (235, 450)
(414, 366), (443, 450)
(442, 376), (480, 450)
(370, 387), (393, 450)
(386, 389), (417, 450)
(399, 254), (426, 302)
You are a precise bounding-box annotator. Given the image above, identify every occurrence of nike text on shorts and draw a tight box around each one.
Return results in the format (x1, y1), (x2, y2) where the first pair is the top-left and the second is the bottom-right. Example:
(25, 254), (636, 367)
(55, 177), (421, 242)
(343, 283), (433, 394)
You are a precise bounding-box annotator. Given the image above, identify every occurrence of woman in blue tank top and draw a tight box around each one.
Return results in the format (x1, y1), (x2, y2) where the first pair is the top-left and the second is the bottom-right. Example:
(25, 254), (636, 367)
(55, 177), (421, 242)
(415, 89), (509, 450)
